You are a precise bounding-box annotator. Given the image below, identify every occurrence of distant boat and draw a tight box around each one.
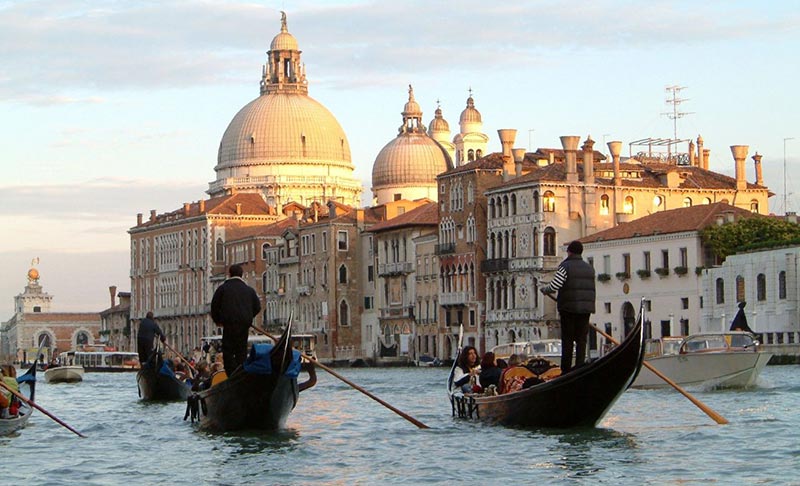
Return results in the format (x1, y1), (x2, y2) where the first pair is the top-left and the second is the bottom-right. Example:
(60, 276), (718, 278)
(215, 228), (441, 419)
(44, 365), (85, 384)
(70, 351), (140, 372)
(0, 362), (37, 436)
(631, 331), (772, 389)
(449, 304), (645, 429)
(492, 339), (562, 366)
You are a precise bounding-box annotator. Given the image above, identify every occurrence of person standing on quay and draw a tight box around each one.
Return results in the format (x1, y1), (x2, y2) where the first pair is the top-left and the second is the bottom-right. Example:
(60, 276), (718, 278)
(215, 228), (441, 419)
(540, 240), (596, 374)
(137, 311), (166, 365)
(211, 264), (262, 376)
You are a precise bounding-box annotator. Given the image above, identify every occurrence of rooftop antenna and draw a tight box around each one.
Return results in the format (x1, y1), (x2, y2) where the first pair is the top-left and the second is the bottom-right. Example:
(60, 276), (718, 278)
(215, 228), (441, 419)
(662, 85), (694, 140)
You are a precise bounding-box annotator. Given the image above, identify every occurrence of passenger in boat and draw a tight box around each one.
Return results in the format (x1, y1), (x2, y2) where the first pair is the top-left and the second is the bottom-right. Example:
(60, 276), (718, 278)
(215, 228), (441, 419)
(499, 354), (529, 393)
(211, 264), (262, 376)
(479, 352), (502, 389)
(0, 365), (19, 418)
(540, 240), (596, 374)
(137, 311), (166, 366)
(452, 346), (480, 394)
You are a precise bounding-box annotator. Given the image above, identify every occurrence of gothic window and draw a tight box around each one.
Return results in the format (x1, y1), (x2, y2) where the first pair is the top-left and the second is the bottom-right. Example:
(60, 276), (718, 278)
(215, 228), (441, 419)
(216, 238), (224, 262)
(779, 271), (787, 299)
(467, 181), (474, 204)
(757, 273), (766, 301)
(716, 278), (725, 304)
(533, 190), (540, 213)
(338, 265), (348, 284)
(339, 300), (350, 327)
(623, 195), (634, 214)
(600, 194), (610, 215)
(543, 227), (556, 256)
(543, 191), (555, 212)
(510, 194), (517, 215)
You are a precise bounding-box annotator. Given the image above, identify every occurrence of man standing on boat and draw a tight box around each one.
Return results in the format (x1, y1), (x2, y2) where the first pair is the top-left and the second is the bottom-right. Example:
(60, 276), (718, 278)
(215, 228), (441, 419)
(211, 264), (261, 376)
(540, 240), (596, 374)
(137, 311), (166, 366)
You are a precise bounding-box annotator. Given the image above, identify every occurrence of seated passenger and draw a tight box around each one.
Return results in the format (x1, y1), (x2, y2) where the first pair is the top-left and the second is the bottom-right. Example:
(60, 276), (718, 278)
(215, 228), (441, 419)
(479, 352), (502, 390)
(498, 354), (534, 394)
(451, 346), (480, 394)
(0, 365), (20, 418)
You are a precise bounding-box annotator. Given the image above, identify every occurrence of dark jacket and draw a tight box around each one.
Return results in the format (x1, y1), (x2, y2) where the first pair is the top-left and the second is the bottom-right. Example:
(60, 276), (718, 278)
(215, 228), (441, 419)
(479, 366), (502, 388)
(210, 277), (262, 333)
(137, 317), (165, 343)
(557, 255), (596, 315)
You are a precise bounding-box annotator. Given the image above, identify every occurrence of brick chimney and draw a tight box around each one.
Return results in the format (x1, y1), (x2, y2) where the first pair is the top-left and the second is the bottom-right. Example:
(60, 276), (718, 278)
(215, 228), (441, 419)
(149, 209), (156, 222)
(497, 129), (517, 181)
(697, 135), (705, 169)
(109, 286), (117, 308)
(731, 145), (749, 191)
(512, 148), (526, 177)
(703, 149), (710, 170)
(235, 203), (242, 215)
(607, 141), (622, 186)
(137, 213), (143, 225)
(582, 135), (595, 185)
(183, 202), (191, 216)
(560, 135), (580, 183)
(199, 200), (205, 212)
(752, 152), (764, 186)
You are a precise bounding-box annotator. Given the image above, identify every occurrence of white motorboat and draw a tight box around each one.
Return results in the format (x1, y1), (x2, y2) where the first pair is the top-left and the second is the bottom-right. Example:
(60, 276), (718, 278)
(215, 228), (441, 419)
(492, 339), (562, 366)
(631, 331), (772, 389)
(44, 365), (85, 384)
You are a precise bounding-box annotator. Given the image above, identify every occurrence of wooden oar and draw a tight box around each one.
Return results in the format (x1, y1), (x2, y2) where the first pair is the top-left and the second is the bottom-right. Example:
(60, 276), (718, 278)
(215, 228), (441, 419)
(162, 341), (197, 378)
(250, 325), (430, 429)
(543, 293), (728, 425)
(0, 380), (87, 438)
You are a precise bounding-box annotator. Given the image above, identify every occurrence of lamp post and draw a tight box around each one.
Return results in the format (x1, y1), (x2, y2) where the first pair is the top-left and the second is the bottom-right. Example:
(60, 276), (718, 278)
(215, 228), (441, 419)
(784, 137), (794, 213)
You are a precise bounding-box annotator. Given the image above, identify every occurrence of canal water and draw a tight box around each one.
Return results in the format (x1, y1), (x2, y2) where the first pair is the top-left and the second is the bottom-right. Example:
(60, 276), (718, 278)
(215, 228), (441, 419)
(2, 365), (799, 485)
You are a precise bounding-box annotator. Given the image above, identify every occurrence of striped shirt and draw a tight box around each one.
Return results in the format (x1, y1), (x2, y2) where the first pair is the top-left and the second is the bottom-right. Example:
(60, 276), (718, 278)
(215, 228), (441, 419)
(541, 266), (567, 293)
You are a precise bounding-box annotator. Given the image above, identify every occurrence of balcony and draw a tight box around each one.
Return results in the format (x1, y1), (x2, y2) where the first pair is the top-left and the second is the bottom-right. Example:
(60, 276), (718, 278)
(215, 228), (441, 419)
(440, 291), (469, 306)
(297, 285), (311, 296)
(378, 306), (414, 319)
(435, 243), (456, 255)
(481, 258), (509, 273)
(378, 262), (414, 276)
(486, 308), (538, 323)
(279, 255), (299, 265)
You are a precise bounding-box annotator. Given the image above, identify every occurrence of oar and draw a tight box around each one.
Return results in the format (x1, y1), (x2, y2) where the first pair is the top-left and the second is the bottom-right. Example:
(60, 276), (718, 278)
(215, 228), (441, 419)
(162, 341), (197, 378)
(543, 293), (728, 425)
(250, 325), (430, 429)
(0, 380), (87, 438)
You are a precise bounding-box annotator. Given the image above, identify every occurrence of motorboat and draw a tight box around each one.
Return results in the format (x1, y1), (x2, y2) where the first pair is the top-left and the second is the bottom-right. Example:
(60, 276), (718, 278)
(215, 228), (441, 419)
(492, 339), (562, 366)
(44, 365), (85, 384)
(631, 331), (772, 389)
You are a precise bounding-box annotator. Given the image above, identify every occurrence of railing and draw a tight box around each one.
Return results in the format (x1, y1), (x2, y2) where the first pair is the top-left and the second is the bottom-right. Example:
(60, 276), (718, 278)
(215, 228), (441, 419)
(378, 306), (414, 319)
(378, 262), (414, 276)
(435, 243), (456, 255)
(279, 255), (299, 265)
(481, 258), (509, 273)
(440, 291), (470, 306)
(486, 308), (538, 322)
(296, 285), (311, 296)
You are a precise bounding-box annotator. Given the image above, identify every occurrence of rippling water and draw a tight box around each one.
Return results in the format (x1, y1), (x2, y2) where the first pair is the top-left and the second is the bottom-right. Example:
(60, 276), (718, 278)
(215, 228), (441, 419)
(2, 365), (799, 485)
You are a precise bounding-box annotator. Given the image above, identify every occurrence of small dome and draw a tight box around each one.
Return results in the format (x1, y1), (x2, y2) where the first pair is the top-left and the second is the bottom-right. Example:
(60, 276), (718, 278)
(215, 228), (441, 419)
(270, 11), (298, 51)
(428, 105), (450, 134)
(403, 85), (422, 117)
(371, 134), (450, 188)
(459, 95), (482, 125)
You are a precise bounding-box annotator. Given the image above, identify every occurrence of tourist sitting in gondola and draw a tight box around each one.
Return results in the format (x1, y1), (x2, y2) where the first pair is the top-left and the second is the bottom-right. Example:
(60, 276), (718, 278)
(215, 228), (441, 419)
(498, 354), (535, 394)
(479, 352), (502, 391)
(451, 345), (480, 394)
(0, 365), (20, 419)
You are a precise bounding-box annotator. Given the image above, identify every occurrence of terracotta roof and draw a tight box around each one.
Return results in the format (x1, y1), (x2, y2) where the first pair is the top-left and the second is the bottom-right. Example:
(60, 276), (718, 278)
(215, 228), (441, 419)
(224, 218), (299, 242)
(23, 313), (101, 322)
(580, 202), (761, 244)
(368, 202), (439, 232)
(135, 193), (275, 229)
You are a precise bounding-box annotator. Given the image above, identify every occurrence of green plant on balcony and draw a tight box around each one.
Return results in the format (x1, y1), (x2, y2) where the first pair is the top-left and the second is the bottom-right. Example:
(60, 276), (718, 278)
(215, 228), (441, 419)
(99, 329), (111, 336)
(673, 266), (689, 276)
(654, 267), (670, 277)
(695, 266), (705, 276)
(597, 273), (611, 282)
(615, 271), (630, 281)
(636, 269), (651, 279)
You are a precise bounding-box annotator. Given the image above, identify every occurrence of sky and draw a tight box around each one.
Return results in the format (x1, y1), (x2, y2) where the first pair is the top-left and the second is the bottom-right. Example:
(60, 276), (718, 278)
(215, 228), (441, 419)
(1, 0), (798, 319)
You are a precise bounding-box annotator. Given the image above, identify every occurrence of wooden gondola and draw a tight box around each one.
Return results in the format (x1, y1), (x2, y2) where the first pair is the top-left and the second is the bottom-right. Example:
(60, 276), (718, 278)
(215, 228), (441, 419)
(0, 363), (37, 436)
(136, 353), (191, 401)
(190, 322), (317, 432)
(449, 304), (646, 429)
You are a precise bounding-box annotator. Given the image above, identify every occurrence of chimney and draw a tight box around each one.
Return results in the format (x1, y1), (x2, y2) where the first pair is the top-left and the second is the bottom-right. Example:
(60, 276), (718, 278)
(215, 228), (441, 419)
(549, 152), (555, 165)
(137, 213), (143, 225)
(497, 129), (517, 181)
(235, 203), (242, 215)
(582, 135), (595, 185)
(730, 145), (749, 191)
(512, 148), (526, 177)
(183, 202), (191, 216)
(607, 141), (623, 186)
(109, 286), (117, 308)
(199, 200), (206, 212)
(697, 135), (704, 169)
(560, 135), (580, 183)
(149, 209), (156, 222)
(703, 149), (710, 170)
(752, 152), (764, 186)
(689, 139), (696, 166)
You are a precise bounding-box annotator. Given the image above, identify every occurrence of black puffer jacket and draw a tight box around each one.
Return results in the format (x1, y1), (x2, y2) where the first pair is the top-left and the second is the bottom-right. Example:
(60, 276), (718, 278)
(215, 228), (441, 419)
(556, 255), (596, 314)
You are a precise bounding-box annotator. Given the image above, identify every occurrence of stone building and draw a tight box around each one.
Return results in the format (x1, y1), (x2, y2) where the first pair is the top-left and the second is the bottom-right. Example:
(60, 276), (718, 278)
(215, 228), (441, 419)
(99, 286), (132, 352)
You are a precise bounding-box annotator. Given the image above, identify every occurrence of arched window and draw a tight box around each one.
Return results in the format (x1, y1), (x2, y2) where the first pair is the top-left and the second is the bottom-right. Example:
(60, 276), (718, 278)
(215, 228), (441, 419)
(716, 278), (725, 304)
(757, 273), (766, 301)
(76, 331), (90, 346)
(262, 272), (268, 293)
(339, 300), (350, 327)
(533, 190), (540, 213)
(543, 227), (556, 256)
(37, 333), (52, 348)
(683, 197), (692, 208)
(261, 243), (270, 260)
(468, 149), (475, 161)
(623, 196), (634, 214)
(750, 200), (759, 213)
(779, 271), (787, 299)
(215, 238), (224, 262)
(467, 181), (474, 204)
(600, 194), (610, 215)
(510, 194), (517, 215)
(736, 275), (745, 303)
(476, 149), (483, 158)
(543, 191), (555, 212)
(703, 197), (712, 205)
(338, 265), (348, 284)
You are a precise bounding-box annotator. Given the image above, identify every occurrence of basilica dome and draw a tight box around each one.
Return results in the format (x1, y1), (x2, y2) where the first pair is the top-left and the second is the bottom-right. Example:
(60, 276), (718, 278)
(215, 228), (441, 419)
(371, 86), (452, 204)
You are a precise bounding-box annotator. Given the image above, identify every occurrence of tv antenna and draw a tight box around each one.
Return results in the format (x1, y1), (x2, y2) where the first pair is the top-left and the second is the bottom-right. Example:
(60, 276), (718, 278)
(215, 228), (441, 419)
(662, 85), (694, 140)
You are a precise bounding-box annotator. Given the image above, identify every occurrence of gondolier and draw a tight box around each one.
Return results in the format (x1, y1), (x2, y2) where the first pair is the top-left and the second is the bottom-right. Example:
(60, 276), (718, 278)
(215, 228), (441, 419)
(137, 311), (166, 365)
(540, 240), (596, 374)
(211, 264), (262, 376)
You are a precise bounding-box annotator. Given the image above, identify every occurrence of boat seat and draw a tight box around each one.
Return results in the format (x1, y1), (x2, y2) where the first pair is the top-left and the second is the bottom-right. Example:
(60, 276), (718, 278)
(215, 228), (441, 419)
(500, 367), (536, 393)
(210, 370), (228, 386)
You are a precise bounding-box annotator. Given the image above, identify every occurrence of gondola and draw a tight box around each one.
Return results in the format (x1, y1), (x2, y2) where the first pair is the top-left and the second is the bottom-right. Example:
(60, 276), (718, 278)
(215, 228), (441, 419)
(189, 321), (317, 432)
(137, 353), (191, 401)
(449, 301), (646, 429)
(0, 362), (37, 436)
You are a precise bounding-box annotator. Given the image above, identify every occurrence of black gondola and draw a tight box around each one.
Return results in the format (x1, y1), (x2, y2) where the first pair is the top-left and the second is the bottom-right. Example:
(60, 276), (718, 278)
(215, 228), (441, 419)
(449, 301), (646, 429)
(191, 322), (317, 432)
(136, 353), (191, 401)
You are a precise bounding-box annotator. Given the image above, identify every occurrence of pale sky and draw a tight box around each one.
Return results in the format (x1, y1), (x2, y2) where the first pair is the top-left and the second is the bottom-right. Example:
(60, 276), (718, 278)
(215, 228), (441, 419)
(1, 0), (798, 319)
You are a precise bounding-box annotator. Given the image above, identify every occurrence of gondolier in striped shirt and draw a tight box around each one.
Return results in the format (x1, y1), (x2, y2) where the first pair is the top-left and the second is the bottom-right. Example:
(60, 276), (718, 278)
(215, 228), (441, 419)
(540, 240), (596, 374)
